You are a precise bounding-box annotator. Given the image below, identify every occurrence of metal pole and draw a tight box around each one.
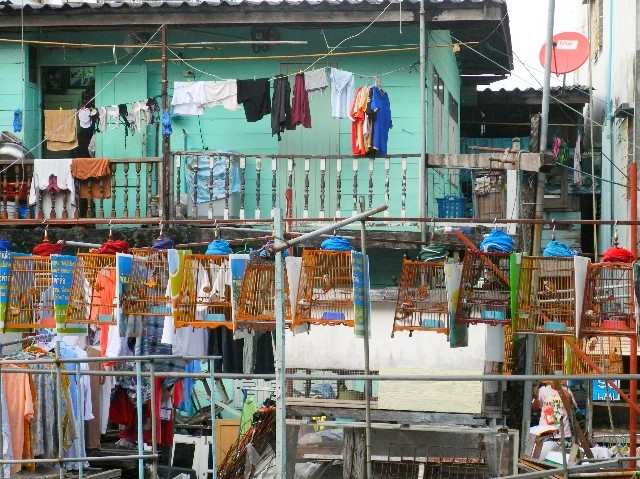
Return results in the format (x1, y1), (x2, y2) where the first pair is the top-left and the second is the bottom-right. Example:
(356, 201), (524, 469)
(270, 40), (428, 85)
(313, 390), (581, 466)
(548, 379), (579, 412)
(161, 24), (171, 220)
(55, 338), (64, 479)
(273, 208), (288, 479)
(0, 363), (4, 476)
(533, 0), (555, 255)
(418, 0), (427, 242)
(269, 205), (388, 253)
(135, 360), (144, 479)
(521, 335), (535, 453)
(76, 365), (85, 479)
(149, 361), (158, 479)
(359, 197), (373, 479)
(209, 358), (217, 479)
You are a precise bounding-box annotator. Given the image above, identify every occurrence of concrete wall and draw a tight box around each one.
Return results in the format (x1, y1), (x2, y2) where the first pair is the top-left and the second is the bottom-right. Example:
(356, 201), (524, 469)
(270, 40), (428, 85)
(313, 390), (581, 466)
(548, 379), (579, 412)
(572, 0), (636, 254)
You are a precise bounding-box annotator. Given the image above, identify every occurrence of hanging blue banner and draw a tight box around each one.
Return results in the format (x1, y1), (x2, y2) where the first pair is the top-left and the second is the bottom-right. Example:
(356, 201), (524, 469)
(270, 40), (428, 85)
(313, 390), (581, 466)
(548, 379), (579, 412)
(51, 254), (86, 335)
(352, 251), (371, 338)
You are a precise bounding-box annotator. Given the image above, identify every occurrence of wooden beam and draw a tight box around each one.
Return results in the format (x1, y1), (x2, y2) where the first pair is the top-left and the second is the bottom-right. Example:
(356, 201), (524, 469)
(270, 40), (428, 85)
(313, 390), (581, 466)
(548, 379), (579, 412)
(427, 152), (556, 172)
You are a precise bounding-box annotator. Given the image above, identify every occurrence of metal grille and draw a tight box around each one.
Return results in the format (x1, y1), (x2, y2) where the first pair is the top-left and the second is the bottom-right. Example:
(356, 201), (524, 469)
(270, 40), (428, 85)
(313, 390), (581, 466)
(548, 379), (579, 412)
(236, 257), (291, 330)
(392, 259), (448, 337)
(5, 256), (54, 329)
(454, 250), (510, 325)
(515, 257), (575, 334)
(122, 250), (170, 317)
(581, 262), (635, 335)
(285, 368), (378, 402)
(293, 250), (354, 328)
(503, 324), (513, 374)
(174, 254), (232, 329)
(65, 253), (117, 325)
(571, 336), (624, 375)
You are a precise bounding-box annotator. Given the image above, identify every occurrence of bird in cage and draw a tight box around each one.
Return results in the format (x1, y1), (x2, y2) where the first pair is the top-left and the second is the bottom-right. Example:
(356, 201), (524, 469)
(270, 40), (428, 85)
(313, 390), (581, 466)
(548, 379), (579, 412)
(417, 283), (430, 298)
(321, 273), (334, 293)
(483, 268), (498, 285)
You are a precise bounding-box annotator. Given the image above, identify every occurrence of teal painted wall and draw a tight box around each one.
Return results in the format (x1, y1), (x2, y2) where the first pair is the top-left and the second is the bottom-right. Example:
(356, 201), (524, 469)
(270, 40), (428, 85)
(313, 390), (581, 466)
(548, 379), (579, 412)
(0, 24), (462, 219)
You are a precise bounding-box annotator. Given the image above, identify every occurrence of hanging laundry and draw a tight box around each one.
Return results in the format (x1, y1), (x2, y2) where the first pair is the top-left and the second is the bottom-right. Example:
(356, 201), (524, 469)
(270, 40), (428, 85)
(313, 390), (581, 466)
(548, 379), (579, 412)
(130, 101), (150, 132)
(44, 109), (78, 151)
(97, 107), (107, 132)
(237, 78), (271, 122)
(28, 158), (76, 207)
(203, 80), (241, 111)
(78, 108), (91, 129)
(3, 367), (34, 474)
(290, 73), (311, 130)
(146, 98), (160, 124)
(304, 68), (328, 99)
(71, 158), (112, 199)
(330, 68), (355, 119)
(573, 132), (582, 185)
(13, 109), (22, 133)
(107, 105), (120, 129)
(370, 85), (392, 156)
(77, 107), (93, 158)
(350, 86), (370, 155)
(171, 81), (207, 116)
(0, 389), (11, 479)
(271, 75), (292, 140)
(162, 110), (172, 135)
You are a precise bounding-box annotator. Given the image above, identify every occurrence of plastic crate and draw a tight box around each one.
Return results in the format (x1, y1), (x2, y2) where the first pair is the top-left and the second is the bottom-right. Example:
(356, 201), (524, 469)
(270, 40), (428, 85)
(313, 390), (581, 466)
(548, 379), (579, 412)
(436, 196), (466, 218)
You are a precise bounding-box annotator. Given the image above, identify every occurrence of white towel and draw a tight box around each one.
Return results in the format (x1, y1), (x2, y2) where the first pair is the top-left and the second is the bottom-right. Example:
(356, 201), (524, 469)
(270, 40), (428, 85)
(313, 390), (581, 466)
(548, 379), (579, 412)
(203, 80), (242, 111)
(172, 81), (207, 116)
(28, 158), (76, 206)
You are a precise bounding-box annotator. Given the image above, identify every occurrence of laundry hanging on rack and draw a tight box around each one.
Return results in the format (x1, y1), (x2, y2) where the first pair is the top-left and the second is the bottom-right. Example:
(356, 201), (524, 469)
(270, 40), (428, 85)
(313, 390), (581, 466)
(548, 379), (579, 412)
(27, 158), (77, 207)
(71, 158), (112, 199)
(330, 68), (355, 119)
(290, 73), (311, 129)
(304, 68), (328, 99)
(237, 78), (271, 122)
(271, 75), (292, 140)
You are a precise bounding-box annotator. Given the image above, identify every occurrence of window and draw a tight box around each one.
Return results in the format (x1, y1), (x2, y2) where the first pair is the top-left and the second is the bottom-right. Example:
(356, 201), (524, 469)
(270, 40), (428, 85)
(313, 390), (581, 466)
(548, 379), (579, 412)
(432, 71), (444, 153)
(589, 0), (603, 63)
(448, 92), (459, 153)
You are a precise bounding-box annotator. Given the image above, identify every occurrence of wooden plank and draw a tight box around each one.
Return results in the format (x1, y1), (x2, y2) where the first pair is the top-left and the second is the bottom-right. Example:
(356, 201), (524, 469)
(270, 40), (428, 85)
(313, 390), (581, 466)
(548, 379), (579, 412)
(428, 153), (555, 172)
(86, 470), (122, 479)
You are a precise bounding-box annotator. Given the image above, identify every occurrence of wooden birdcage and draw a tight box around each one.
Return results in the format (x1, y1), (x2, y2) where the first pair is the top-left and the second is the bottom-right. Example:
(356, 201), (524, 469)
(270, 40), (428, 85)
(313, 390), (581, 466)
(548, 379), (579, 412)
(121, 250), (170, 317)
(515, 257), (575, 335)
(581, 262), (635, 336)
(503, 324), (514, 374)
(391, 259), (448, 336)
(174, 254), (233, 329)
(236, 256), (291, 330)
(533, 335), (567, 375)
(571, 336), (624, 375)
(5, 256), (54, 329)
(454, 250), (510, 325)
(65, 253), (117, 325)
(293, 250), (354, 328)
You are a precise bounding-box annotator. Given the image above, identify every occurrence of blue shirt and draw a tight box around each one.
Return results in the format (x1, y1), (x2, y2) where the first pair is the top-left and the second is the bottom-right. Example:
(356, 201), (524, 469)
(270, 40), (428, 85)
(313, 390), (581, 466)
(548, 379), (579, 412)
(371, 86), (392, 155)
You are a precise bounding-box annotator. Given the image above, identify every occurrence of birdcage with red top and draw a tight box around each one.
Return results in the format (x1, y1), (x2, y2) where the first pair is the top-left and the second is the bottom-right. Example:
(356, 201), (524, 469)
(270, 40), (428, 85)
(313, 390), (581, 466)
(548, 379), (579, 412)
(5, 256), (55, 330)
(65, 253), (117, 325)
(581, 262), (635, 336)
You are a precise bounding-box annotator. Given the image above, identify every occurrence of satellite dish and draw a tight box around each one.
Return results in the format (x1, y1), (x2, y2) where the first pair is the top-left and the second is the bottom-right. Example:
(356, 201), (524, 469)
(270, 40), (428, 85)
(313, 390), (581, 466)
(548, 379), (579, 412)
(539, 32), (589, 74)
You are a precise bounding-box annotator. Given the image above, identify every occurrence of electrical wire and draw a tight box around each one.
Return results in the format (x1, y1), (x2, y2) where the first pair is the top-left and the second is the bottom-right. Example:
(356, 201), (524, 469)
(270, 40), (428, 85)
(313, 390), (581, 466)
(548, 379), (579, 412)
(0, 24), (165, 175)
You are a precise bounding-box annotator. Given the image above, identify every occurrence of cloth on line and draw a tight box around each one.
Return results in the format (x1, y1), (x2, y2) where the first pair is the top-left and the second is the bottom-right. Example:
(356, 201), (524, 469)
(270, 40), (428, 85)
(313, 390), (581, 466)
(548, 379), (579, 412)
(330, 68), (355, 119)
(290, 73), (311, 129)
(28, 158), (76, 206)
(32, 242), (63, 257)
(304, 68), (329, 99)
(71, 158), (112, 199)
(78, 108), (92, 129)
(95, 240), (130, 255)
(237, 78), (271, 122)
(152, 237), (175, 251)
(13, 109), (22, 133)
(44, 110), (78, 151)
(203, 80), (242, 111)
(271, 75), (292, 141)
(542, 240), (577, 258)
(171, 81), (207, 116)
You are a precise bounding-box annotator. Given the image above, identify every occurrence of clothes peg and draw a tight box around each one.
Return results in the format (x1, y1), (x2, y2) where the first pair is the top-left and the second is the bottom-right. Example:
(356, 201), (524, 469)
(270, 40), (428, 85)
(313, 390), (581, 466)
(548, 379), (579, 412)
(108, 220), (113, 241)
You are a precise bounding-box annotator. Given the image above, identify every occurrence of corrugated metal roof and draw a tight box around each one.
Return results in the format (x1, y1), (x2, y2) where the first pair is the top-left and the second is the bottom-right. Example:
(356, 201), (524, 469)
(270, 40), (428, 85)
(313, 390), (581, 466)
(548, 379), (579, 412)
(0, 0), (505, 10)
(479, 85), (591, 95)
